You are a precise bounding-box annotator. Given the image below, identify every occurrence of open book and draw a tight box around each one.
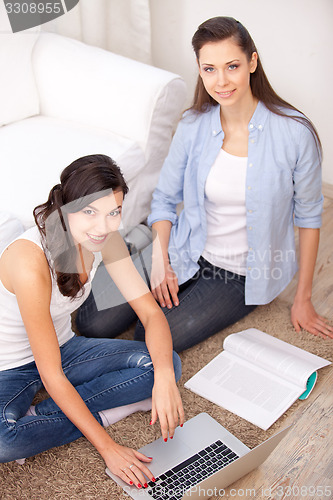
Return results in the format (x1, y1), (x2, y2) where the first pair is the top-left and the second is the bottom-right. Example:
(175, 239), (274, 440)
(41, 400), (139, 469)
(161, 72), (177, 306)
(185, 328), (331, 430)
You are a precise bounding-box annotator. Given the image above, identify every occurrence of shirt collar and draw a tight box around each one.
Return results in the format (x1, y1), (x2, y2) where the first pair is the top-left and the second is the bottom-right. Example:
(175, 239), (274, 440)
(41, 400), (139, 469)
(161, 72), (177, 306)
(248, 101), (269, 131)
(210, 104), (223, 137)
(210, 100), (269, 136)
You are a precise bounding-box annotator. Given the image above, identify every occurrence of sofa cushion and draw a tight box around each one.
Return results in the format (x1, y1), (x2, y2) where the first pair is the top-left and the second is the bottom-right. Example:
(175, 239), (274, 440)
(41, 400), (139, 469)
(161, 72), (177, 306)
(0, 31), (40, 126)
(0, 116), (145, 228)
(32, 33), (184, 149)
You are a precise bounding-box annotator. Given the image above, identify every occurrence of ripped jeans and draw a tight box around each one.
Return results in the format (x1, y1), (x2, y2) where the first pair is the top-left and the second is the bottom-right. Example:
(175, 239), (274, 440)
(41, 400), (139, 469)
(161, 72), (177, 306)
(0, 336), (181, 463)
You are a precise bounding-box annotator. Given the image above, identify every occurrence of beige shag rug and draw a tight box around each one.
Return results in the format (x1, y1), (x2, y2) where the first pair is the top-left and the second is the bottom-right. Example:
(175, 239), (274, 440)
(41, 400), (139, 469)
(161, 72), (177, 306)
(1, 296), (332, 500)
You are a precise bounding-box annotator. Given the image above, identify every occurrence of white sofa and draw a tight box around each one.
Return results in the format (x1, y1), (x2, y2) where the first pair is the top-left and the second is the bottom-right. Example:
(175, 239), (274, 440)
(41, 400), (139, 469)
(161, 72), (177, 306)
(0, 31), (186, 234)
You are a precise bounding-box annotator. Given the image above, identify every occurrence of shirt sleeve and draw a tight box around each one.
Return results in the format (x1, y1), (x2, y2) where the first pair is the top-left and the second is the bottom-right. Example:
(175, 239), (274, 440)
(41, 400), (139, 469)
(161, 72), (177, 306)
(148, 118), (189, 227)
(293, 122), (323, 228)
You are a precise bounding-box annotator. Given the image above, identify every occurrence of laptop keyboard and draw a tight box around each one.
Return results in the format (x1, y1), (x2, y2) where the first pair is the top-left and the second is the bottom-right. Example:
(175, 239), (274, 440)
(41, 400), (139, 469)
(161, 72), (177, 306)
(146, 439), (239, 499)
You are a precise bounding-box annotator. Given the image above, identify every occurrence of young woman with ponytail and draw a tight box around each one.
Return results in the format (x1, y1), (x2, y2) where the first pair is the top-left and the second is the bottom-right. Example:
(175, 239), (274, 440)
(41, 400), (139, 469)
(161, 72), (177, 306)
(0, 154), (183, 489)
(77, 17), (332, 351)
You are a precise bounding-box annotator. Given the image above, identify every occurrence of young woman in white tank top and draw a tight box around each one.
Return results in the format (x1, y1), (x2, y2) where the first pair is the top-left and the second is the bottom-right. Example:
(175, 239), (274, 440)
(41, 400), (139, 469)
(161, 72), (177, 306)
(0, 154), (184, 490)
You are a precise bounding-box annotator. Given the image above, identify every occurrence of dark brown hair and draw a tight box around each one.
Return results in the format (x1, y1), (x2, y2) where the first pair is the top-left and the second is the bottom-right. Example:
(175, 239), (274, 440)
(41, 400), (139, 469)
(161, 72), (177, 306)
(190, 16), (321, 151)
(33, 154), (128, 298)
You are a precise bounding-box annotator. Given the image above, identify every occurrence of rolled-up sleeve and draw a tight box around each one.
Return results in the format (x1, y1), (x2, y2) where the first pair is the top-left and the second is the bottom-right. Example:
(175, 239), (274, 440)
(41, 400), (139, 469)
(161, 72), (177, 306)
(293, 123), (323, 228)
(148, 120), (189, 227)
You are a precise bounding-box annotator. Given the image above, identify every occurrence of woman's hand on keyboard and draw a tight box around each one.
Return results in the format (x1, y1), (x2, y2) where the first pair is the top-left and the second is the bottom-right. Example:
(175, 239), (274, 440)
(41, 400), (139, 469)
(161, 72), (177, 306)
(104, 441), (154, 489)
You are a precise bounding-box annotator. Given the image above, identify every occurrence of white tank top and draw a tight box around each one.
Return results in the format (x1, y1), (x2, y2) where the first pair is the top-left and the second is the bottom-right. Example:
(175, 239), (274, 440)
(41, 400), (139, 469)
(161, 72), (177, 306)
(202, 148), (248, 275)
(0, 226), (102, 371)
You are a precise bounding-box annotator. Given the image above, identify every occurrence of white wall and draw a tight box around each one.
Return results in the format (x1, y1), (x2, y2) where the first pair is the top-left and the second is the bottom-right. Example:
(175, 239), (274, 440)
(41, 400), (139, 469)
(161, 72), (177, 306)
(149, 0), (333, 185)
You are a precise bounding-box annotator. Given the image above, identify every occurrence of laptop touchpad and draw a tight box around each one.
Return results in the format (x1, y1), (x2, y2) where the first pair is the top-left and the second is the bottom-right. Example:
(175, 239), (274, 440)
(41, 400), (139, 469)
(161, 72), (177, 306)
(140, 436), (193, 475)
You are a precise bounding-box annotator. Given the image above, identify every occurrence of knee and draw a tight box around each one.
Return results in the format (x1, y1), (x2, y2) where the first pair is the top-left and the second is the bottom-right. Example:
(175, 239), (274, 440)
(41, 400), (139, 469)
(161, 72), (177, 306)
(128, 350), (153, 370)
(172, 351), (182, 382)
(134, 349), (181, 384)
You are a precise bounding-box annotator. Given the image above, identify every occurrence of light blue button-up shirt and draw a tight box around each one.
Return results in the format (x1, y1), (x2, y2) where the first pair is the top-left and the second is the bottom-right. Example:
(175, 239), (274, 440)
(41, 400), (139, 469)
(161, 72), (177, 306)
(148, 101), (323, 305)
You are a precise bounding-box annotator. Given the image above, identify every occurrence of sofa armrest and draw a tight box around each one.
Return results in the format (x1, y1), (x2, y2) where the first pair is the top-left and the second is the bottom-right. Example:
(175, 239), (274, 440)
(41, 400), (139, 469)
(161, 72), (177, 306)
(32, 33), (186, 150)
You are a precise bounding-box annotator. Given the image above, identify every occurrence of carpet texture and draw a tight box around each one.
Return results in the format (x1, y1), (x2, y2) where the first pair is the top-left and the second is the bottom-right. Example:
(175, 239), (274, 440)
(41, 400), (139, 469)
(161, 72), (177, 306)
(1, 297), (332, 500)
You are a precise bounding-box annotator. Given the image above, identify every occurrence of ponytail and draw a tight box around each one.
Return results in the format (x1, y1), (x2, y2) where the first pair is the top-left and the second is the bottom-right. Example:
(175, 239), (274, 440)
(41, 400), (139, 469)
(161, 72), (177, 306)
(34, 183), (83, 299)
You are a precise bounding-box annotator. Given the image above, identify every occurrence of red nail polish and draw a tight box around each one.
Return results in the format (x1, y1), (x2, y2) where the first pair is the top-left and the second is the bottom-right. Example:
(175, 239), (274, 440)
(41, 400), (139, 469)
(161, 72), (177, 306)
(152, 477), (156, 482)
(129, 481), (133, 485)
(149, 420), (152, 425)
(137, 484), (142, 488)
(164, 438), (167, 442)
(144, 483), (148, 488)
(148, 457), (153, 460)
(180, 424), (183, 427)
(170, 436), (173, 439)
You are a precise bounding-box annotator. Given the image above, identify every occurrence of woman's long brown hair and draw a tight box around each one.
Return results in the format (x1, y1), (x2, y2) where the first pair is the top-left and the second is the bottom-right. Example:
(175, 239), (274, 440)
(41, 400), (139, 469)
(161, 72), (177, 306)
(190, 16), (321, 152)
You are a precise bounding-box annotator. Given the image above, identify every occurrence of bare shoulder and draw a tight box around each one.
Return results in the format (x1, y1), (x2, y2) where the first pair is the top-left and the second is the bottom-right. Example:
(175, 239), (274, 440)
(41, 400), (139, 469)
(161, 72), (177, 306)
(0, 239), (51, 294)
(2, 238), (48, 268)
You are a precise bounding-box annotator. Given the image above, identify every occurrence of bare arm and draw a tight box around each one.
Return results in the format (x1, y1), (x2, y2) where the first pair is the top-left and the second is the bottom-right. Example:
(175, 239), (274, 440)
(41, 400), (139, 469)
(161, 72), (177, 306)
(102, 232), (184, 438)
(6, 240), (155, 487)
(291, 228), (333, 339)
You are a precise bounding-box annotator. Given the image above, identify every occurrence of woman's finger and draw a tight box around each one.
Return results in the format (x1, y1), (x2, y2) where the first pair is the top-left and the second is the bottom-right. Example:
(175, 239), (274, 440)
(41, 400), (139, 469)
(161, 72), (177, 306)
(158, 411), (169, 442)
(150, 403), (158, 426)
(178, 400), (185, 428)
(123, 462), (152, 489)
(122, 466), (145, 489)
(163, 406), (177, 440)
(133, 450), (154, 463)
(313, 322), (333, 339)
(310, 328), (326, 340)
(160, 281), (172, 308)
(119, 452), (155, 489)
(119, 468), (135, 487)
(154, 283), (167, 307)
(167, 277), (179, 306)
(316, 319), (333, 336)
(292, 318), (301, 333)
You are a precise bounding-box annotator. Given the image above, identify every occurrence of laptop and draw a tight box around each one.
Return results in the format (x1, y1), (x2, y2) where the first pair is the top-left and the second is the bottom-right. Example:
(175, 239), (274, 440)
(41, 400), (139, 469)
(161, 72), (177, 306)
(106, 413), (291, 499)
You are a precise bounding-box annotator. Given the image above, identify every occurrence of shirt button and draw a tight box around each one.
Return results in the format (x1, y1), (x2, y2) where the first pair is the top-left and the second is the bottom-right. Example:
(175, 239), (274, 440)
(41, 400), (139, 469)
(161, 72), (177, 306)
(249, 124), (254, 129)
(247, 186), (252, 190)
(248, 209), (253, 213)
(249, 226), (253, 230)
(249, 247), (253, 251)
(248, 266), (252, 270)
(258, 124), (263, 130)
(213, 130), (217, 135)
(250, 139), (255, 144)
(249, 163), (253, 167)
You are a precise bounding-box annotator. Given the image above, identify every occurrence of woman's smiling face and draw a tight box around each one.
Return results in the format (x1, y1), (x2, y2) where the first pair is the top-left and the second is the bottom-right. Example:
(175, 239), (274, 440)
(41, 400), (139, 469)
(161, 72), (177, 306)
(198, 37), (257, 109)
(67, 190), (124, 251)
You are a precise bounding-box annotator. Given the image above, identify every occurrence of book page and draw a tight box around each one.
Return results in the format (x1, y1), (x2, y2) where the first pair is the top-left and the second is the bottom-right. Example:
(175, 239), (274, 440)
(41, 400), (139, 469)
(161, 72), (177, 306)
(185, 351), (302, 430)
(224, 329), (330, 387)
(185, 329), (331, 429)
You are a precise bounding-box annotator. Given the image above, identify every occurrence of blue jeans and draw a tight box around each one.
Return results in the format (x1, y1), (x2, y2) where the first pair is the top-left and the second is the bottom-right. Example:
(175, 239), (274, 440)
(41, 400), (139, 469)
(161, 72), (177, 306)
(0, 336), (181, 463)
(76, 256), (257, 352)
